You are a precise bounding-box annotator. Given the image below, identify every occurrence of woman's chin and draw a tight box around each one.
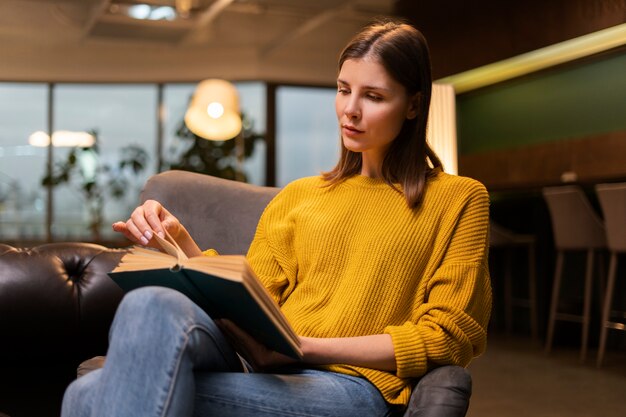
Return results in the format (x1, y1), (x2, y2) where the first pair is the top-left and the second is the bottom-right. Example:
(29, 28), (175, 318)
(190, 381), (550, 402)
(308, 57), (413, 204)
(342, 138), (367, 153)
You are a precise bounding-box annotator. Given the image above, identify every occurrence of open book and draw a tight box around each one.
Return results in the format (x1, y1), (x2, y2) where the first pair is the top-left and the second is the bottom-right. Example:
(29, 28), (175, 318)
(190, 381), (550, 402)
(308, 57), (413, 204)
(109, 232), (302, 359)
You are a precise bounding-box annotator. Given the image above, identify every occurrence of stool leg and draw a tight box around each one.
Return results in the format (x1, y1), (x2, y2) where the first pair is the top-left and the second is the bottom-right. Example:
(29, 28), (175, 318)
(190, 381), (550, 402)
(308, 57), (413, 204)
(546, 251), (564, 354)
(597, 252), (618, 367)
(597, 251), (606, 308)
(504, 249), (513, 334)
(580, 249), (594, 363)
(528, 242), (538, 341)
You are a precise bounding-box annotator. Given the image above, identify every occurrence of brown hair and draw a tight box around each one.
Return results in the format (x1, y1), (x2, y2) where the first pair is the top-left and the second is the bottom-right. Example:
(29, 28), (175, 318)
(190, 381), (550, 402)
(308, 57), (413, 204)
(322, 20), (442, 209)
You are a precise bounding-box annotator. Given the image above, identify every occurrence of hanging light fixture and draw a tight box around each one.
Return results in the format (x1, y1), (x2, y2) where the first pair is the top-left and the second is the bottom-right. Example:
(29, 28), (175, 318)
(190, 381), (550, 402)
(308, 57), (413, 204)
(28, 130), (96, 148)
(184, 79), (242, 141)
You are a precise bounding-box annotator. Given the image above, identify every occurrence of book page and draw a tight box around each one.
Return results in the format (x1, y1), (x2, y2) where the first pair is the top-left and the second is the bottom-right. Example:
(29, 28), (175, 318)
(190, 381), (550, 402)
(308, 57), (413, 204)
(111, 247), (177, 272)
(152, 230), (188, 264)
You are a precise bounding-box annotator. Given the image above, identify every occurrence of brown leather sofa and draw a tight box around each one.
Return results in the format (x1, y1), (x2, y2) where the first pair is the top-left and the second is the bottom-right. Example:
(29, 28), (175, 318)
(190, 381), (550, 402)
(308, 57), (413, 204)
(0, 171), (472, 417)
(0, 243), (127, 417)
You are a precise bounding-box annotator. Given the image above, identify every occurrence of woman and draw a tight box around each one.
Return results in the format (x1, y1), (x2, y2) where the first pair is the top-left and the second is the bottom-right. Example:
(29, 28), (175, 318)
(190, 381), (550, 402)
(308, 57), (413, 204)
(62, 20), (491, 417)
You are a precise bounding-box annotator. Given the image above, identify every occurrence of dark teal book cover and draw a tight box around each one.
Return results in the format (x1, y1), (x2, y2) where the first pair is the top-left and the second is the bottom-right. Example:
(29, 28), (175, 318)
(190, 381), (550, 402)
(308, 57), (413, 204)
(109, 267), (301, 359)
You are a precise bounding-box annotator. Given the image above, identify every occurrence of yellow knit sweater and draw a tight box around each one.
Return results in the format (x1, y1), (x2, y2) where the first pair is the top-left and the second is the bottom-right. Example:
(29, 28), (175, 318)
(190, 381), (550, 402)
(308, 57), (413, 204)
(245, 171), (492, 406)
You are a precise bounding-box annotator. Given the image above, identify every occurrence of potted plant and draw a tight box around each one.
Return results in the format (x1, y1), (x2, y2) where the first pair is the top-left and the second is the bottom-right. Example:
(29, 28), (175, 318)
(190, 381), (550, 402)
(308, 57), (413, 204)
(42, 130), (148, 241)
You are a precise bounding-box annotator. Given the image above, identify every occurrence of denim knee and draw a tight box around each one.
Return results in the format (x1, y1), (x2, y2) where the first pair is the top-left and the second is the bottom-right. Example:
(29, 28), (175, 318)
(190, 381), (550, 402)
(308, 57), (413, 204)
(109, 287), (200, 342)
(118, 286), (192, 316)
(61, 369), (102, 417)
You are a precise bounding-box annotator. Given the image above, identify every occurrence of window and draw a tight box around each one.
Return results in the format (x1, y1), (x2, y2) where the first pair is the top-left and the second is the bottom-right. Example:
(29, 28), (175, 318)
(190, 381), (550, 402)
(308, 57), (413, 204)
(0, 80), (334, 245)
(236, 82), (266, 186)
(0, 83), (48, 241)
(52, 84), (158, 240)
(276, 86), (339, 186)
(162, 83), (195, 171)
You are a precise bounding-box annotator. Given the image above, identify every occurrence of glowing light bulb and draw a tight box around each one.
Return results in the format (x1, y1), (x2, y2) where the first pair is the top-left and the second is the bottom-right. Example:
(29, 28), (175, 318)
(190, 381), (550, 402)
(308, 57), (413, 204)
(128, 4), (151, 20)
(28, 130), (95, 147)
(28, 131), (50, 147)
(207, 102), (224, 119)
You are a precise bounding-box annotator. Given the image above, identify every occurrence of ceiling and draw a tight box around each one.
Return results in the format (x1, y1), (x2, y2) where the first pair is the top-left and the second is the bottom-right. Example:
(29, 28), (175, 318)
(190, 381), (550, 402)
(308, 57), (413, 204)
(0, 0), (397, 84)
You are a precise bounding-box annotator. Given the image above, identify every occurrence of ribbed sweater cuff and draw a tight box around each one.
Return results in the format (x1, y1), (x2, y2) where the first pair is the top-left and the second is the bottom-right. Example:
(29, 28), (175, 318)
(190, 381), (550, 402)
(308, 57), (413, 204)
(385, 323), (427, 378)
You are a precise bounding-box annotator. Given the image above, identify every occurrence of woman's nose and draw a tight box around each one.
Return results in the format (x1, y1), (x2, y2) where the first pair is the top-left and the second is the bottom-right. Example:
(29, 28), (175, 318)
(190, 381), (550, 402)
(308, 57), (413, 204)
(344, 99), (361, 119)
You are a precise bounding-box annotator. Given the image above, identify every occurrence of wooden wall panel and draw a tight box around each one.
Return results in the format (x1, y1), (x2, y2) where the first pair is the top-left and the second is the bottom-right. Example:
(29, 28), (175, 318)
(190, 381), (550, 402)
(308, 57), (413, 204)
(458, 130), (626, 190)
(395, 0), (626, 78)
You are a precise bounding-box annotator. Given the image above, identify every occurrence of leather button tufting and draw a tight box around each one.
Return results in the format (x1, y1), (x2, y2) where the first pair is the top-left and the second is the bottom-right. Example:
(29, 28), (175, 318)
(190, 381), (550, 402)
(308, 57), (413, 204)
(65, 261), (88, 283)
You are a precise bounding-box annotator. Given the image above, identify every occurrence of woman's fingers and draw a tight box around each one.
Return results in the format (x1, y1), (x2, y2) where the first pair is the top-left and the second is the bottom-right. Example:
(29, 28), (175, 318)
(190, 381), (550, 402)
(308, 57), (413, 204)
(128, 217), (151, 246)
(112, 222), (137, 244)
(128, 200), (167, 244)
(112, 200), (183, 248)
(143, 200), (168, 238)
(111, 221), (125, 233)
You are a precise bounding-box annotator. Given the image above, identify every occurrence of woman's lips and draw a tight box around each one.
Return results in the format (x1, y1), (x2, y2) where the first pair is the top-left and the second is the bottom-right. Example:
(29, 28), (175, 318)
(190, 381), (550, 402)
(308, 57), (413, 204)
(341, 125), (364, 137)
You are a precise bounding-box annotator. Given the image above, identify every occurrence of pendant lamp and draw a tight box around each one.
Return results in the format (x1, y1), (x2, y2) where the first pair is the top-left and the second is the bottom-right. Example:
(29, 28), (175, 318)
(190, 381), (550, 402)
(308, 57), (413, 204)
(184, 79), (242, 141)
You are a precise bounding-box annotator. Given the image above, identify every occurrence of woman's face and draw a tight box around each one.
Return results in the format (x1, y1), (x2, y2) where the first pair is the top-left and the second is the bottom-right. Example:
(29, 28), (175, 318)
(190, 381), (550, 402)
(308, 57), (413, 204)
(335, 57), (417, 165)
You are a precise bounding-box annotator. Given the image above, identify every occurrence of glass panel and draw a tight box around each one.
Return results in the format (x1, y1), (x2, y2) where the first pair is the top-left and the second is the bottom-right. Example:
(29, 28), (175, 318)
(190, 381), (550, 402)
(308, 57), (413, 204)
(237, 82), (266, 186)
(162, 83), (194, 172)
(53, 84), (158, 242)
(162, 82), (266, 185)
(276, 86), (339, 187)
(0, 83), (48, 243)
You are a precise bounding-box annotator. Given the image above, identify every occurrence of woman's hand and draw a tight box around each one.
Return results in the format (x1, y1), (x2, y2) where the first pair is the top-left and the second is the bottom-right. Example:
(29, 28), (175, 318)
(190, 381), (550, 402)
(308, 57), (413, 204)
(112, 200), (202, 257)
(216, 319), (298, 371)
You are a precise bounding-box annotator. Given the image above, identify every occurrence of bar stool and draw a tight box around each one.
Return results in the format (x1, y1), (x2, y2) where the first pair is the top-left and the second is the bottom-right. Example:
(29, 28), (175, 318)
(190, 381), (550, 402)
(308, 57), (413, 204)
(595, 182), (626, 367)
(489, 222), (538, 340)
(542, 186), (606, 362)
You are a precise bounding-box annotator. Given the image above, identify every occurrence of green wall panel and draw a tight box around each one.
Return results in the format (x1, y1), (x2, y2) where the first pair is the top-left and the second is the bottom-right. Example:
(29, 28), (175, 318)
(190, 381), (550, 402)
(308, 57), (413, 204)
(457, 50), (626, 155)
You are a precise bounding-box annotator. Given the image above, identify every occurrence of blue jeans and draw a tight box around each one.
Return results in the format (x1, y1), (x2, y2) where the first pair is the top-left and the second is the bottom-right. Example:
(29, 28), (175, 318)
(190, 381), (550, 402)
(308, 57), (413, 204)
(62, 287), (398, 417)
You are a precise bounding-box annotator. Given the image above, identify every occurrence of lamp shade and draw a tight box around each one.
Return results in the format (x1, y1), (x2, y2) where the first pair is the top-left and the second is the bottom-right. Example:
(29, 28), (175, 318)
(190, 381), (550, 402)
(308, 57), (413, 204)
(184, 79), (242, 141)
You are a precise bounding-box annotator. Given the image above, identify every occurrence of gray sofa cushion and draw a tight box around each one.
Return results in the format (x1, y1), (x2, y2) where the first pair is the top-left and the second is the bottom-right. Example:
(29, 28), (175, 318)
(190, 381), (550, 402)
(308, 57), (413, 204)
(140, 170), (278, 254)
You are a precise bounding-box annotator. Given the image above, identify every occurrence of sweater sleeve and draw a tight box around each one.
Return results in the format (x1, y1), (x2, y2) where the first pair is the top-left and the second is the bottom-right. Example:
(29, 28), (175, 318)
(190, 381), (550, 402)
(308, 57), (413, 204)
(201, 249), (219, 257)
(384, 183), (492, 378)
(245, 191), (299, 306)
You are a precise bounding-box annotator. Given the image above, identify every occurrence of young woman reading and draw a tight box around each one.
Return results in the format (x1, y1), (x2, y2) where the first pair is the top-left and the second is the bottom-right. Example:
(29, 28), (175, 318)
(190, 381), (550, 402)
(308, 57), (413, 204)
(62, 20), (491, 417)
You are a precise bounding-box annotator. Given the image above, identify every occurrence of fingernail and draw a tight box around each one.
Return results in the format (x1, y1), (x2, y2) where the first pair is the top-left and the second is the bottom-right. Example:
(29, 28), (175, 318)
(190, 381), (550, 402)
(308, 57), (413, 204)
(140, 236), (149, 245)
(144, 230), (153, 241)
(157, 231), (164, 239)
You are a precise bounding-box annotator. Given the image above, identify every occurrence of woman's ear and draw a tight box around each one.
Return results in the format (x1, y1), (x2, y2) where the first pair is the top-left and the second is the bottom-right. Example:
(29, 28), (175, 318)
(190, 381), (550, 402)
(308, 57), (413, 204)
(406, 93), (421, 120)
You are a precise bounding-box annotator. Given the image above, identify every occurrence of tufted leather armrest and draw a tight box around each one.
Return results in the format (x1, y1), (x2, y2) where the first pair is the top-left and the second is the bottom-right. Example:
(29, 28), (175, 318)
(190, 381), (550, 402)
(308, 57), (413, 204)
(0, 243), (127, 363)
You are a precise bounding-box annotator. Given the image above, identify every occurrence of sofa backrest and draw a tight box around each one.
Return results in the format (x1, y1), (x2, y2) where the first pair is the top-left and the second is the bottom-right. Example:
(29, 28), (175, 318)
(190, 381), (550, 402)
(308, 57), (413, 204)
(140, 171), (279, 255)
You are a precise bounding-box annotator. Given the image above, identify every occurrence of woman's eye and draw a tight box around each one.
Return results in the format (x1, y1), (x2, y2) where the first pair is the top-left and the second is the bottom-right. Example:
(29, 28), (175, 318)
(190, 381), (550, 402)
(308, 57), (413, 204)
(337, 88), (349, 94)
(367, 94), (383, 101)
